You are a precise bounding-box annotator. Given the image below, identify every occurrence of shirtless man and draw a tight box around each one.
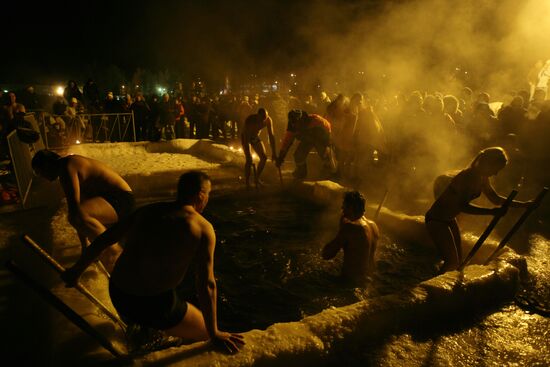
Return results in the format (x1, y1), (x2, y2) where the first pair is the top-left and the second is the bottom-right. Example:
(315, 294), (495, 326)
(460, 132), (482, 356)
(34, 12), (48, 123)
(241, 108), (276, 188)
(322, 191), (379, 283)
(425, 147), (533, 273)
(62, 171), (245, 352)
(32, 150), (134, 272)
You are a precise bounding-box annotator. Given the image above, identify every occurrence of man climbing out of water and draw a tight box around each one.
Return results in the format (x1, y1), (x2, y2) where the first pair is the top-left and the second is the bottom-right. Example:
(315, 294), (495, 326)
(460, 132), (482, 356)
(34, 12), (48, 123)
(275, 109), (336, 180)
(62, 171), (245, 353)
(241, 108), (277, 188)
(322, 191), (379, 284)
(32, 149), (134, 272)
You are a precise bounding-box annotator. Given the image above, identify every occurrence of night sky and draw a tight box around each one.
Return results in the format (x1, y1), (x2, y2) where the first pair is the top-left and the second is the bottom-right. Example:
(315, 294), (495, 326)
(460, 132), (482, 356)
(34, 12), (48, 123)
(3, 0), (547, 93)
(2, 0), (389, 84)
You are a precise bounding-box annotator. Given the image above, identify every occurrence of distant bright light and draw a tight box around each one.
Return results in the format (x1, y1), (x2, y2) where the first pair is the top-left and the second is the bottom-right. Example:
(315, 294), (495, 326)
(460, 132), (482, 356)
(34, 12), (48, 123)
(75, 140), (81, 144)
(121, 85), (125, 88)
(3, 89), (8, 93)
(290, 73), (296, 77)
(55, 86), (64, 96)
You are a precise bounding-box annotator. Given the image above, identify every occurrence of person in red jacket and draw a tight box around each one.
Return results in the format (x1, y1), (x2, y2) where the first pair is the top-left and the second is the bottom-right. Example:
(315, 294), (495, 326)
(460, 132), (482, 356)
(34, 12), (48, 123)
(275, 109), (336, 179)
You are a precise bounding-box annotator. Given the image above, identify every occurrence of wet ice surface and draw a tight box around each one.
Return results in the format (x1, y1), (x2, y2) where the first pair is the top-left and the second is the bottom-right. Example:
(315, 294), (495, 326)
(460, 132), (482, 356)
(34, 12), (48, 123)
(357, 305), (550, 367)
(347, 234), (550, 367)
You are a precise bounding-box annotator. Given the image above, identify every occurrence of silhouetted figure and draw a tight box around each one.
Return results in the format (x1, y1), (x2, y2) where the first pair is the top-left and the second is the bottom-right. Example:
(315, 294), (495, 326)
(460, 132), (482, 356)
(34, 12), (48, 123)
(130, 93), (150, 141)
(61, 171), (245, 353)
(32, 150), (135, 272)
(323, 191), (379, 284)
(276, 110), (336, 179)
(241, 108), (277, 188)
(425, 147), (533, 273)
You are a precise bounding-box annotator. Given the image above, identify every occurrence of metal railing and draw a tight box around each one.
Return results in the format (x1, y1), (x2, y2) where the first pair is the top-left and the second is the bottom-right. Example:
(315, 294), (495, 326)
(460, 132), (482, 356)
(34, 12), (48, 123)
(6, 130), (41, 208)
(34, 112), (136, 148)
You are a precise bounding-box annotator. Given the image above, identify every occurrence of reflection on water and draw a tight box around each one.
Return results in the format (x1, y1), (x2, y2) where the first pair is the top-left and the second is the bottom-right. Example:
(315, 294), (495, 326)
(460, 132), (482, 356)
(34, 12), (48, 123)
(179, 190), (441, 332)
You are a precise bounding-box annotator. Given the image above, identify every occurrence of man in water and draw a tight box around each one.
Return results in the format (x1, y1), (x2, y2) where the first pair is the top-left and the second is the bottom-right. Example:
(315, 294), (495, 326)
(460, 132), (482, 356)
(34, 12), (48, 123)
(241, 108), (277, 188)
(62, 171), (245, 352)
(32, 149), (134, 272)
(322, 191), (379, 283)
(275, 109), (336, 179)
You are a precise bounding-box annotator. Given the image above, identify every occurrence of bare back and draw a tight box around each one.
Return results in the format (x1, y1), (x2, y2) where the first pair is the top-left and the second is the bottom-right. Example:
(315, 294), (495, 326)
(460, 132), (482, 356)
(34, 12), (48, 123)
(112, 202), (208, 295)
(61, 155), (132, 200)
(341, 217), (379, 280)
(323, 215), (379, 281)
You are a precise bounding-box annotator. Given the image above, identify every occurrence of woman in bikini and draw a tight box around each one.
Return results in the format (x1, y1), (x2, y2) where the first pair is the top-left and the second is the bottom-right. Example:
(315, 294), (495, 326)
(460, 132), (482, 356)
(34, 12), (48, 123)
(425, 147), (532, 273)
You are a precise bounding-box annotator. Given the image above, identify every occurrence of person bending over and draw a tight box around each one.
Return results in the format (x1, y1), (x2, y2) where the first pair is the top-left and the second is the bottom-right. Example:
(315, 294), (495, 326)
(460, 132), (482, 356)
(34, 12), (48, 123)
(62, 171), (245, 353)
(425, 147), (533, 273)
(32, 149), (134, 272)
(323, 191), (379, 284)
(241, 108), (276, 188)
(276, 109), (336, 180)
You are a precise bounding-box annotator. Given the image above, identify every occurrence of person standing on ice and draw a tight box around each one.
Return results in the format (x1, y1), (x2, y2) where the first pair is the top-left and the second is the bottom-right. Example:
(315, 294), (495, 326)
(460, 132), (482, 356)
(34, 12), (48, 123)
(32, 149), (135, 272)
(241, 108), (277, 188)
(62, 171), (245, 353)
(322, 191), (379, 283)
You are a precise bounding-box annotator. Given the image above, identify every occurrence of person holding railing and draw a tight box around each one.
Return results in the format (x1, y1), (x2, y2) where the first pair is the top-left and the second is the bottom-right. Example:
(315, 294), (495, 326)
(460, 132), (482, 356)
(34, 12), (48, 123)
(425, 147), (534, 273)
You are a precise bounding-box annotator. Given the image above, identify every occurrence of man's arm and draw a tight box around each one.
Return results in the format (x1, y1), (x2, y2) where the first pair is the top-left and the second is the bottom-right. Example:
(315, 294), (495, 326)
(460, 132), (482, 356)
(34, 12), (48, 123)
(276, 131), (295, 166)
(196, 220), (244, 352)
(367, 221), (379, 273)
(196, 221), (219, 339)
(62, 217), (130, 286)
(266, 117), (277, 161)
(322, 223), (345, 260)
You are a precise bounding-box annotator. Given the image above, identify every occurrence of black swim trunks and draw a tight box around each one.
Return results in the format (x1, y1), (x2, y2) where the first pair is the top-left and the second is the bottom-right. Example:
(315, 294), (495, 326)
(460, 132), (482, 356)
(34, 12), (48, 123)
(102, 190), (135, 219)
(109, 282), (188, 330)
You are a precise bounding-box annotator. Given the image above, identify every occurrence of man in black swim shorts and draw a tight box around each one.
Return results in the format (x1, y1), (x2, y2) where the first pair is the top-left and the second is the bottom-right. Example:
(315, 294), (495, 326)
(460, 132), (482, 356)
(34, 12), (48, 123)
(62, 171), (245, 352)
(32, 149), (134, 272)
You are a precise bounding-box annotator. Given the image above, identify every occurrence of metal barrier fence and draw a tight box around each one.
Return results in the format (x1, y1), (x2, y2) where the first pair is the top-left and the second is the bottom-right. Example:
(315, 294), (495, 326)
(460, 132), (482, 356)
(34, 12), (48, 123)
(33, 112), (136, 148)
(6, 130), (42, 208)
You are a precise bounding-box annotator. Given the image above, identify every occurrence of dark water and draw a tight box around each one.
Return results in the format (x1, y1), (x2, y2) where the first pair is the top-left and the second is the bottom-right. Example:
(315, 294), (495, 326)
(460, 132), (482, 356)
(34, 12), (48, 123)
(177, 189), (441, 332)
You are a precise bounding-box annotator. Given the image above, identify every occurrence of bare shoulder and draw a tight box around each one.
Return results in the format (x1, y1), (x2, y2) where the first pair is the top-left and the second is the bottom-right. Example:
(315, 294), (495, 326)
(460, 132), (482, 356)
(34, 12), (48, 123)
(365, 219), (380, 236)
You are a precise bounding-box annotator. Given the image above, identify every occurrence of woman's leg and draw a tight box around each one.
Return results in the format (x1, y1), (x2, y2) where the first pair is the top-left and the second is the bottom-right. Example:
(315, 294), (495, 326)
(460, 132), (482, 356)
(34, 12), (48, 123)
(426, 220), (460, 272)
(449, 219), (462, 264)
